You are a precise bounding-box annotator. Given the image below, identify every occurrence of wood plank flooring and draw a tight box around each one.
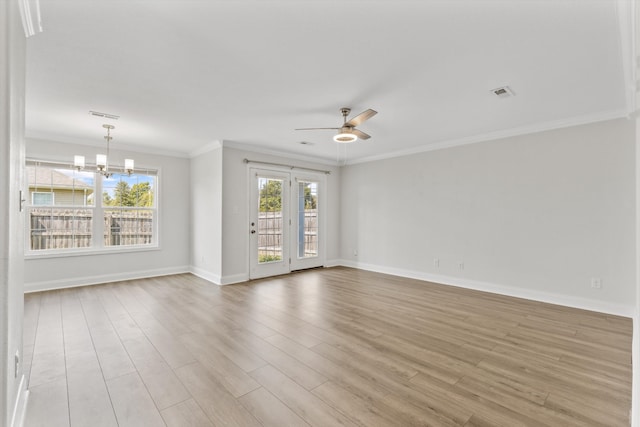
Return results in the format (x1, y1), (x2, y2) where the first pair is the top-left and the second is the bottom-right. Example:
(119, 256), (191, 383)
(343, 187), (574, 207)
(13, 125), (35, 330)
(22, 267), (633, 426)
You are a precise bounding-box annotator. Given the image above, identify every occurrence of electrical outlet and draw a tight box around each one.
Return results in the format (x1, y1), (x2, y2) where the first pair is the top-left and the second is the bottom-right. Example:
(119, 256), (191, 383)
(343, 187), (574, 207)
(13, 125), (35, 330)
(433, 258), (439, 268)
(457, 261), (464, 270)
(590, 278), (602, 289)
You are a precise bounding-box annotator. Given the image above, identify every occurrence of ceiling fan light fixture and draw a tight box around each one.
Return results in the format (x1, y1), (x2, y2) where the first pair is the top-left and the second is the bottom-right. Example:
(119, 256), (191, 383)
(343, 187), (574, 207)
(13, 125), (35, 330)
(333, 132), (358, 143)
(296, 107), (376, 143)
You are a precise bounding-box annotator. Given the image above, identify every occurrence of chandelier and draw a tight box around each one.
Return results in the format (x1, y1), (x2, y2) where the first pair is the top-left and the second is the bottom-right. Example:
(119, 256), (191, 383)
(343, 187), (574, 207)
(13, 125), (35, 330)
(74, 124), (134, 177)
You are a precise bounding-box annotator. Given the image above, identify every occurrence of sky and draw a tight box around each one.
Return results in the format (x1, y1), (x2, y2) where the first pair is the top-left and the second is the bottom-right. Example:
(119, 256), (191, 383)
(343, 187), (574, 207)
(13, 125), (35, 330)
(58, 168), (155, 198)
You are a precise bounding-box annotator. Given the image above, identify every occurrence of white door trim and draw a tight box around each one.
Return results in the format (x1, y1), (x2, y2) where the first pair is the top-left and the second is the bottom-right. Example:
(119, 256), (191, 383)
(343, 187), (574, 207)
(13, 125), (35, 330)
(248, 166), (326, 280)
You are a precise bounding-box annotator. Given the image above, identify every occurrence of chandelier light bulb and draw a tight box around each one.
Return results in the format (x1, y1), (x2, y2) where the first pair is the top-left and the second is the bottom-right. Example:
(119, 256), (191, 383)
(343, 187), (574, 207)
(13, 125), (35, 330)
(96, 154), (107, 169)
(74, 155), (85, 170)
(125, 158), (134, 174)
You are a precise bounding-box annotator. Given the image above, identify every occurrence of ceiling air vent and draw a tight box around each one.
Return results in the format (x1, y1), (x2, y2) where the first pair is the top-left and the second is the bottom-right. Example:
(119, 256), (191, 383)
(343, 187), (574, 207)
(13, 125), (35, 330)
(89, 110), (120, 120)
(491, 86), (515, 98)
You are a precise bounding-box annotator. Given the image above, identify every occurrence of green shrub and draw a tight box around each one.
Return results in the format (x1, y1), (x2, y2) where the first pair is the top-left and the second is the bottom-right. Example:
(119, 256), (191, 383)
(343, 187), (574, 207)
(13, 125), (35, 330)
(259, 254), (282, 263)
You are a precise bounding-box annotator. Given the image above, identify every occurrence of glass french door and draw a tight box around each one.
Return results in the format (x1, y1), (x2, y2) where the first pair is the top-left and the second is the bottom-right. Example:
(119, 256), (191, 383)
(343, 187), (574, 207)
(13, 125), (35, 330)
(249, 169), (290, 279)
(249, 168), (324, 279)
(290, 177), (321, 271)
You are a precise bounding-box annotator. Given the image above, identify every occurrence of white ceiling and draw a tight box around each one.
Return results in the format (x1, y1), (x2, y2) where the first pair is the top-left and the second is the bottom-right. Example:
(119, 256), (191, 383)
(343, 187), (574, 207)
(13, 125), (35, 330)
(25, 0), (633, 164)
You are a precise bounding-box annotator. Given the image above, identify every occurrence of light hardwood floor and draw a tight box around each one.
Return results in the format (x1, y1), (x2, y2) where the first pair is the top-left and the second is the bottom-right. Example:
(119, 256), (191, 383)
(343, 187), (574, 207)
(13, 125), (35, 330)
(23, 267), (632, 426)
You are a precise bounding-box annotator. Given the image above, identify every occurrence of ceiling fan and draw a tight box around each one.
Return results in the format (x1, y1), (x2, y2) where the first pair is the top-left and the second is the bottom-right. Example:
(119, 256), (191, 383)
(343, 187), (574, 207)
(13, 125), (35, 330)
(295, 107), (377, 143)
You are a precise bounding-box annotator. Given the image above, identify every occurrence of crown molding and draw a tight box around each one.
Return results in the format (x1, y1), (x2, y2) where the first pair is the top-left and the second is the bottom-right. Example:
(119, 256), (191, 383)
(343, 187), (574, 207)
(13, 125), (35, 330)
(345, 110), (628, 166)
(25, 132), (191, 158)
(29, 109), (631, 168)
(189, 140), (223, 158)
(615, 0), (637, 116)
(220, 140), (339, 166)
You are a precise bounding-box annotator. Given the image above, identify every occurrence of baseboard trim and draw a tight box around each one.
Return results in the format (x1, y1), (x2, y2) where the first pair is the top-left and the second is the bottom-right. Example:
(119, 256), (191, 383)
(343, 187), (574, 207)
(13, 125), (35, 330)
(189, 266), (222, 285)
(337, 260), (635, 318)
(188, 267), (249, 286)
(220, 273), (249, 286)
(324, 259), (342, 268)
(24, 266), (191, 293)
(632, 310), (639, 427)
(11, 374), (28, 427)
(22, 259), (633, 318)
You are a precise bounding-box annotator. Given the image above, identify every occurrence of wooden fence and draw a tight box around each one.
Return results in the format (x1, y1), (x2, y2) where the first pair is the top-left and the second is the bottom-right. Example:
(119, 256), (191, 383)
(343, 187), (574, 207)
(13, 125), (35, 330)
(29, 208), (314, 253)
(258, 210), (318, 257)
(29, 208), (153, 250)
(104, 210), (153, 246)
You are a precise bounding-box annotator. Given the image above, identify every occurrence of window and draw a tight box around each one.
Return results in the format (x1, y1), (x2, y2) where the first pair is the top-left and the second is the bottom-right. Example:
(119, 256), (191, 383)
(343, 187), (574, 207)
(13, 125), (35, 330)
(27, 163), (95, 251)
(31, 192), (55, 206)
(296, 180), (318, 259)
(26, 160), (158, 254)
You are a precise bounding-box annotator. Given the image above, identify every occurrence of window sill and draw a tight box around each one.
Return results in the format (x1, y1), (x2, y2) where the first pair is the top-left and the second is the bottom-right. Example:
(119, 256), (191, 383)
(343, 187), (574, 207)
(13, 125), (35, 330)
(24, 244), (161, 260)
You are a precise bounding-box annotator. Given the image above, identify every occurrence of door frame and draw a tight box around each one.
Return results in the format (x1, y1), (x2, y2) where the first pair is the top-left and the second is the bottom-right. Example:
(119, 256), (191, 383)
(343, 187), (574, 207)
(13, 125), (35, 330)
(249, 168), (291, 280)
(247, 165), (326, 280)
(289, 172), (326, 272)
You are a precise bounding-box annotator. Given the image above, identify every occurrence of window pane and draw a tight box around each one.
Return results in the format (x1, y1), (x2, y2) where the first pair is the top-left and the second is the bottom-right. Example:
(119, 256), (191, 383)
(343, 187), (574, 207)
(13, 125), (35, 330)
(102, 173), (155, 208)
(104, 209), (153, 247)
(102, 173), (156, 247)
(32, 192), (54, 206)
(26, 165), (95, 207)
(26, 164), (96, 251)
(297, 181), (318, 258)
(28, 207), (93, 250)
(257, 177), (283, 263)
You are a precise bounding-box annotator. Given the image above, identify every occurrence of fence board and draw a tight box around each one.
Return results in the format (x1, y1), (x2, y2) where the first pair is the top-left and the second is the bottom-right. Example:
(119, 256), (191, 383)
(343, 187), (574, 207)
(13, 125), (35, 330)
(257, 211), (317, 257)
(29, 208), (153, 250)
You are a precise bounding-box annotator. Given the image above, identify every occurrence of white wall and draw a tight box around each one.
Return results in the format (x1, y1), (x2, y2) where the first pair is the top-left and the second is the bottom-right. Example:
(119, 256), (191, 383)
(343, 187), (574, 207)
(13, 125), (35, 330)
(190, 144), (223, 282)
(0, 0), (28, 425)
(340, 118), (636, 316)
(23, 139), (191, 291)
(219, 145), (341, 284)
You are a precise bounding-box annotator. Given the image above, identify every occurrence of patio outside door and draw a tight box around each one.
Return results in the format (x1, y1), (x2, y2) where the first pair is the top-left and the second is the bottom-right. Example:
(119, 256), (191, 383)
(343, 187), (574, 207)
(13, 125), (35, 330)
(249, 167), (324, 279)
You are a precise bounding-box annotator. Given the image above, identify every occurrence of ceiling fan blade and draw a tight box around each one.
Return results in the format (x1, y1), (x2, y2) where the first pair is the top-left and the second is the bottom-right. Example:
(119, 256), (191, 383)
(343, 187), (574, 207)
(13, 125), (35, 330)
(294, 127), (341, 131)
(345, 109), (377, 127)
(352, 129), (371, 140)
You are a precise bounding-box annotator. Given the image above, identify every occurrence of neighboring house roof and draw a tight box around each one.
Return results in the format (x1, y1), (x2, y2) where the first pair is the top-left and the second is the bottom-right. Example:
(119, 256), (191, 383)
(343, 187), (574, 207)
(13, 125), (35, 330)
(27, 167), (92, 191)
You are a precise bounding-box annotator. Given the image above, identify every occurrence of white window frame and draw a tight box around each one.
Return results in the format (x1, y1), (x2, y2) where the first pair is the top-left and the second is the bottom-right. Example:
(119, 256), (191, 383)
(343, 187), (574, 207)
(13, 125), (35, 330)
(100, 172), (159, 249)
(25, 159), (160, 258)
(31, 191), (54, 206)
